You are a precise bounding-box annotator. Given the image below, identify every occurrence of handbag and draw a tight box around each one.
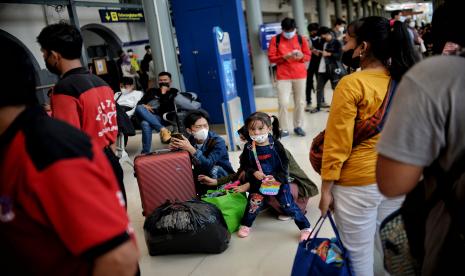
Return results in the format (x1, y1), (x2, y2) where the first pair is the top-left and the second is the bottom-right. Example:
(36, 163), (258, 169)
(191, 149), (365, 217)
(251, 141), (281, 195)
(291, 211), (353, 276)
(201, 189), (247, 233)
(310, 80), (397, 174)
(174, 92), (201, 111)
(115, 94), (136, 136)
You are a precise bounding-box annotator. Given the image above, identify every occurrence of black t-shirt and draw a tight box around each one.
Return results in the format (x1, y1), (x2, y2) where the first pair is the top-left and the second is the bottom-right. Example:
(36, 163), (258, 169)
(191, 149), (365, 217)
(139, 87), (178, 115)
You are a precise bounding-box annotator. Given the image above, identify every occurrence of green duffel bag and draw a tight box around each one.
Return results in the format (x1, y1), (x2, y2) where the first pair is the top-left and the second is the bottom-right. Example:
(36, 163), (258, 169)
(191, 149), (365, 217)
(202, 190), (247, 233)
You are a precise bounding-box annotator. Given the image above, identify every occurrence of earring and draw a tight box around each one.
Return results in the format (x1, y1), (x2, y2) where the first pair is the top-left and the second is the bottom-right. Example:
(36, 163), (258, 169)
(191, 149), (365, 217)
(359, 51), (364, 58)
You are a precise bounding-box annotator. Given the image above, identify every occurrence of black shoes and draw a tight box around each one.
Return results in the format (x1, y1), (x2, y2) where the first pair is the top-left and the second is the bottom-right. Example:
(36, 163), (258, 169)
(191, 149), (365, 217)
(280, 130), (290, 138)
(310, 108), (320, 113)
(294, 127), (306, 137)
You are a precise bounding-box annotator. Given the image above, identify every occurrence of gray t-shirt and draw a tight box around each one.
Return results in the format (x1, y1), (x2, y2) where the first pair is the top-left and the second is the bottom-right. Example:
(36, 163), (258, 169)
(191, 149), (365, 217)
(377, 55), (465, 276)
(378, 55), (465, 171)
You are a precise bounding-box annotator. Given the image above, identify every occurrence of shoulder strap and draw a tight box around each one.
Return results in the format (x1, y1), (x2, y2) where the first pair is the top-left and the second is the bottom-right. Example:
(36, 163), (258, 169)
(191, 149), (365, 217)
(297, 35), (303, 48)
(276, 34), (281, 48)
(116, 92), (123, 102)
(251, 141), (263, 173)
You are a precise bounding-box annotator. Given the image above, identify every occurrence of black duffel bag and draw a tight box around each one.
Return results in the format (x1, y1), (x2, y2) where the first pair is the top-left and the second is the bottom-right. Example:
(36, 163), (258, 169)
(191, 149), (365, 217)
(116, 104), (136, 136)
(144, 200), (230, 255)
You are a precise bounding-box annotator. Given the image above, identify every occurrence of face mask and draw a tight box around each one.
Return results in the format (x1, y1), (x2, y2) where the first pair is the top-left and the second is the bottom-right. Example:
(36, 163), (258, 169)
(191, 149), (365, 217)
(250, 133), (268, 144)
(283, 30), (296, 40)
(193, 128), (208, 141)
(121, 88), (128, 93)
(341, 49), (360, 69)
(45, 58), (61, 76)
(159, 82), (170, 88)
(408, 22), (415, 28)
(338, 26), (345, 33)
(128, 52), (133, 57)
(399, 16), (406, 23)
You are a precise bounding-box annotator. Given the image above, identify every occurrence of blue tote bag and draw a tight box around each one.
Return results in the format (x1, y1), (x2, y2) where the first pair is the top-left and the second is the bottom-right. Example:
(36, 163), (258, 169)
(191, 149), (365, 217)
(291, 211), (353, 276)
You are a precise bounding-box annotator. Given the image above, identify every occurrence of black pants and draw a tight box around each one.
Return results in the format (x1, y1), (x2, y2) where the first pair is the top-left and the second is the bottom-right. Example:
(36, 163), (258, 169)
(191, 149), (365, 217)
(316, 72), (331, 109)
(104, 146), (127, 209)
(305, 67), (317, 105)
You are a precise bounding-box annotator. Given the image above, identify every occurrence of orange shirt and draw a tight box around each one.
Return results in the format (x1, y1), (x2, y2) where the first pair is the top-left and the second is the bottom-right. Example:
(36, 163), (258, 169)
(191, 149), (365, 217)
(268, 33), (311, 80)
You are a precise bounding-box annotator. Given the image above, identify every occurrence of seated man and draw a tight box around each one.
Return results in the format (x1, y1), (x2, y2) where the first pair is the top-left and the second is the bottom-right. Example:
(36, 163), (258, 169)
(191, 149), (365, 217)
(115, 77), (144, 117)
(135, 71), (178, 153)
(170, 110), (235, 193)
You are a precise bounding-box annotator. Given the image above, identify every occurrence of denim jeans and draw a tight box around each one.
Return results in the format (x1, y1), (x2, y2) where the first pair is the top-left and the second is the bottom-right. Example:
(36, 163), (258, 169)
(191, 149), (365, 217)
(240, 184), (310, 230)
(135, 105), (166, 153)
(210, 165), (229, 179)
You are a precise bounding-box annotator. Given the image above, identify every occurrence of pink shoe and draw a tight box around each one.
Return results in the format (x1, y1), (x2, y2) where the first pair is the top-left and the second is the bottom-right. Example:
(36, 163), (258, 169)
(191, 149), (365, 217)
(300, 228), (312, 242)
(237, 225), (250, 238)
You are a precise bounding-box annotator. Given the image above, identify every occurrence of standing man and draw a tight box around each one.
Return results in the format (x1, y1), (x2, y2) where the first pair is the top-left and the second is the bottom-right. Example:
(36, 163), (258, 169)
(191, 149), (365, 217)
(1, 32), (139, 276)
(37, 22), (126, 203)
(390, 10), (403, 26)
(140, 45), (152, 91)
(332, 18), (347, 42)
(305, 23), (323, 111)
(268, 17), (311, 137)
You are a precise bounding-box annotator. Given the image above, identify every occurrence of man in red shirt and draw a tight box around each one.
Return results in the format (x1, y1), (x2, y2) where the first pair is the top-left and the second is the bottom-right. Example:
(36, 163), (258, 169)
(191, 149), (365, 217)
(268, 17), (311, 137)
(37, 23), (126, 203)
(0, 33), (138, 276)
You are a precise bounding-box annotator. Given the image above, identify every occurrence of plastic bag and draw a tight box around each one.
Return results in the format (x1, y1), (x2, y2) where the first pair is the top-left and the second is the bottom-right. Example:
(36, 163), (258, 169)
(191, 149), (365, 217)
(202, 189), (247, 233)
(144, 200), (230, 255)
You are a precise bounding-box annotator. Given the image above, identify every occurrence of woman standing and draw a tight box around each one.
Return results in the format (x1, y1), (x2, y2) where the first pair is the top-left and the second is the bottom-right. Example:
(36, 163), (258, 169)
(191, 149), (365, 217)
(318, 17), (418, 276)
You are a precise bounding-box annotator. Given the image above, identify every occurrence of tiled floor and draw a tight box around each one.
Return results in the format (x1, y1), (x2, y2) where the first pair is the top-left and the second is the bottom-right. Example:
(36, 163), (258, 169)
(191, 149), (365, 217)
(122, 88), (384, 275)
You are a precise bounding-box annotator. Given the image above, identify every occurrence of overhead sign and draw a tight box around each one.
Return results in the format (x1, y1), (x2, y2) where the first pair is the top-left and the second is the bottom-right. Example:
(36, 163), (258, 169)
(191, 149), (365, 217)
(99, 9), (145, 23)
(259, 23), (281, 50)
(213, 26), (244, 151)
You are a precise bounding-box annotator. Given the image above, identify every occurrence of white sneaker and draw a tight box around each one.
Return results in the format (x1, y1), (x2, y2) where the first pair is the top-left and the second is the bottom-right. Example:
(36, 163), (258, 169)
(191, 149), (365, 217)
(277, 215), (292, 221)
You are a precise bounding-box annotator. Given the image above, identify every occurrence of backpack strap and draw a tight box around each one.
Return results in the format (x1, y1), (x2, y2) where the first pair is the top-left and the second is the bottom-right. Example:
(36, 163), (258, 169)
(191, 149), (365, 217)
(276, 34), (303, 49)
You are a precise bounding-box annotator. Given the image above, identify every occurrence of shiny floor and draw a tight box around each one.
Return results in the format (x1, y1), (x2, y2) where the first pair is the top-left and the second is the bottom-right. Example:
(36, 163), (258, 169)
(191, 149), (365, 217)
(122, 88), (384, 275)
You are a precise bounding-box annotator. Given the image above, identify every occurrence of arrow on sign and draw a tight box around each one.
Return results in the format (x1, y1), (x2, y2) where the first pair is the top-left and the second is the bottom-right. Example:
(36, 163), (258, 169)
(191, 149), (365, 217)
(105, 12), (110, 21)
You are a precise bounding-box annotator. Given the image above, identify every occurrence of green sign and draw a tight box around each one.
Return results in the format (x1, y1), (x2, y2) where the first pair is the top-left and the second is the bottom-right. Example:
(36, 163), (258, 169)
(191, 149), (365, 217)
(99, 9), (145, 23)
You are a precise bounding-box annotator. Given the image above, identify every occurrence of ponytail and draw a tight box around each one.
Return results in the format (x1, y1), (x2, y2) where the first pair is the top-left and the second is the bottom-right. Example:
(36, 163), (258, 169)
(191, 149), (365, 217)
(388, 21), (420, 81)
(270, 115), (281, 140)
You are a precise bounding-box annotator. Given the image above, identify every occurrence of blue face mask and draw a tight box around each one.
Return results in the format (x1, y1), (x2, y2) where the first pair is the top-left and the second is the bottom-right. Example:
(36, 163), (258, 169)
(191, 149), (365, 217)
(283, 30), (296, 40)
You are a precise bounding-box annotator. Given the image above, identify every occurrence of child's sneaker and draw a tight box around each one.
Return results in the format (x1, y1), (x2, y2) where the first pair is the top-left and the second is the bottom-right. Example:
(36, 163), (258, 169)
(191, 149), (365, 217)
(300, 228), (312, 242)
(277, 215), (292, 221)
(237, 225), (250, 238)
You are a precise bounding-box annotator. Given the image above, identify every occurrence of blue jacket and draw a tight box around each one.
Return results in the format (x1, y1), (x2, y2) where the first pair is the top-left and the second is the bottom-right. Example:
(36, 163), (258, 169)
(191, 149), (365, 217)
(189, 131), (235, 176)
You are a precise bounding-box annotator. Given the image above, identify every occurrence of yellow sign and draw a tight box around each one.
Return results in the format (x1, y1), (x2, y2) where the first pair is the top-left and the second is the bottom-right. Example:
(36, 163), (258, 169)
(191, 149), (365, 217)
(111, 12), (118, 22)
(99, 9), (145, 23)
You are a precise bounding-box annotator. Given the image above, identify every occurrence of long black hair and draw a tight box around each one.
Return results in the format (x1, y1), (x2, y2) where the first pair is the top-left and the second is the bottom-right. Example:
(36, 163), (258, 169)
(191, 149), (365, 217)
(351, 16), (419, 81)
(244, 112), (281, 140)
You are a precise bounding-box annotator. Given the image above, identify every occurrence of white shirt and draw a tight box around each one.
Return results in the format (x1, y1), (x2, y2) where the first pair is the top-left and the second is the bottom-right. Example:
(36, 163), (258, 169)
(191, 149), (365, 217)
(318, 42), (328, 73)
(114, 90), (144, 116)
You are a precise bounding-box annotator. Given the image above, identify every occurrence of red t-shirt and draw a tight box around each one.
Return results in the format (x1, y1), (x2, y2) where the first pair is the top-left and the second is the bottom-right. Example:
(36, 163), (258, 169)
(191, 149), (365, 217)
(0, 107), (133, 275)
(268, 33), (311, 80)
(51, 67), (118, 149)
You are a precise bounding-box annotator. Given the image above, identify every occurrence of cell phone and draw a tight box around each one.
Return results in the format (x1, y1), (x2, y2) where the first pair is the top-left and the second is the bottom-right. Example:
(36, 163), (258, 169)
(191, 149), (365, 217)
(171, 133), (183, 140)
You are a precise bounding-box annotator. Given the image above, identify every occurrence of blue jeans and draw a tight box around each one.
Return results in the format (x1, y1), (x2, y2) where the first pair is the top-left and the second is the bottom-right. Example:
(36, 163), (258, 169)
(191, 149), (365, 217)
(135, 105), (167, 153)
(210, 165), (229, 179)
(240, 184), (310, 230)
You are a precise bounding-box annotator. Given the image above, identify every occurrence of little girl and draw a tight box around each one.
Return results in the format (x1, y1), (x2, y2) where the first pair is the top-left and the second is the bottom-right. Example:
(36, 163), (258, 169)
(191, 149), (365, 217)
(237, 112), (312, 241)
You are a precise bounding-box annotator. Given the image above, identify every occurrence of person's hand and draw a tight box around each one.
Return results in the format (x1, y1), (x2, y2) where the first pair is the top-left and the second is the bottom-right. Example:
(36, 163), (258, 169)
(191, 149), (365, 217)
(322, 51), (332, 57)
(160, 86), (169, 94)
(319, 180), (335, 216)
(233, 182), (250, 193)
(312, 49), (321, 56)
(198, 175), (217, 186)
(143, 104), (154, 113)
(253, 171), (266, 180)
(42, 103), (51, 112)
(170, 135), (196, 155)
(283, 52), (294, 60)
(293, 50), (304, 59)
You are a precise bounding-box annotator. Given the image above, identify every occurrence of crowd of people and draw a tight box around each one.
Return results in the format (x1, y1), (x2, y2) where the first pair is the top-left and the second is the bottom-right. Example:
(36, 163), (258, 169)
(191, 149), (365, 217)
(1, 1), (464, 275)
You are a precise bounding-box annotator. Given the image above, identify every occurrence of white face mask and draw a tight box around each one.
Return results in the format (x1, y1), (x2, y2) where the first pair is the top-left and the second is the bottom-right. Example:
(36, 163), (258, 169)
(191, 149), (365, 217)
(338, 26), (345, 33)
(193, 128), (208, 141)
(250, 133), (268, 144)
(283, 30), (296, 40)
(399, 16), (407, 23)
(409, 22), (415, 28)
(121, 88), (128, 93)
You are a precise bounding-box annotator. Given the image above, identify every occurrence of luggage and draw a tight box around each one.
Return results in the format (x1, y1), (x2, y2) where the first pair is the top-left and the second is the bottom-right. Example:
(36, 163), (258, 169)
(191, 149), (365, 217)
(144, 200), (230, 255)
(134, 150), (196, 216)
(268, 183), (309, 214)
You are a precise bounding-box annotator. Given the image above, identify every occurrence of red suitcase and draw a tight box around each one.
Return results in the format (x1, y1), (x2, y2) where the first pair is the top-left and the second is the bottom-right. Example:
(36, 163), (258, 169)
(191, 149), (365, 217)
(268, 183), (309, 214)
(134, 150), (197, 216)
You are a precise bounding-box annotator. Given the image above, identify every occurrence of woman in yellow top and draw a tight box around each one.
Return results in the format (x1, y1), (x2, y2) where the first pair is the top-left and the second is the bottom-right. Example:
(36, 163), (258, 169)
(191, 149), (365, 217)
(318, 17), (419, 276)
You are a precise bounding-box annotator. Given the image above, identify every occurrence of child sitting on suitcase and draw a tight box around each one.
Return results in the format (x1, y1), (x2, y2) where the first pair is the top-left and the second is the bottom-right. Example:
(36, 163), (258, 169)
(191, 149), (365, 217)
(235, 112), (312, 241)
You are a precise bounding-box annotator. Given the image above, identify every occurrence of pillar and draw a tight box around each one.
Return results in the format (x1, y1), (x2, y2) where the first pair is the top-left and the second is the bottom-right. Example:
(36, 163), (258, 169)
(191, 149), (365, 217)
(245, 0), (273, 97)
(142, 0), (182, 89)
(362, 0), (369, 17)
(355, 1), (362, 19)
(291, 0), (307, 36)
(318, 0), (330, 27)
(347, 0), (354, 22)
(334, 0), (342, 20)
(372, 2), (377, 16)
